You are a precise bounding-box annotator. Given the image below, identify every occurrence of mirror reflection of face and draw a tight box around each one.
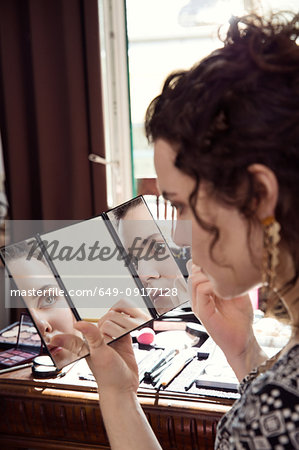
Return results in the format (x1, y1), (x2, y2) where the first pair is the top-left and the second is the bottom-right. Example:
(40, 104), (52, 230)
(117, 202), (188, 314)
(8, 256), (87, 368)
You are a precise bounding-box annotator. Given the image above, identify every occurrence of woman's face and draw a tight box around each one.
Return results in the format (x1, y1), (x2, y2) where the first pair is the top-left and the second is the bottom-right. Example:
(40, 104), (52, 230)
(154, 138), (263, 299)
(8, 256), (82, 367)
(118, 203), (187, 312)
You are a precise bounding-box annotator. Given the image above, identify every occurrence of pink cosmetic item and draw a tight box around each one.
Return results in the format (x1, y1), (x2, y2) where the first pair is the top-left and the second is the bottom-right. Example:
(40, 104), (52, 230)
(137, 327), (156, 345)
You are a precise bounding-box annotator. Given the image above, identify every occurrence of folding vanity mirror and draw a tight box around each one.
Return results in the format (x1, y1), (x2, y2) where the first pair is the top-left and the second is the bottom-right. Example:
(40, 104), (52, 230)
(1, 196), (190, 370)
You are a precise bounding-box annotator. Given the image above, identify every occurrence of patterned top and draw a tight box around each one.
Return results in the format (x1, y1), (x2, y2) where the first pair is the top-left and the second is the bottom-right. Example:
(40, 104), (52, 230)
(215, 345), (299, 449)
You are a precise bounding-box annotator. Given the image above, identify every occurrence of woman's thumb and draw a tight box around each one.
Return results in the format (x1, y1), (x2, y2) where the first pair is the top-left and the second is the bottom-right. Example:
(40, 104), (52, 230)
(74, 321), (104, 350)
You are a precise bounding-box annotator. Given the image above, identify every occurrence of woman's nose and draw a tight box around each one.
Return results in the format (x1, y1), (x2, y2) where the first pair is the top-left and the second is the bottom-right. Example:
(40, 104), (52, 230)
(172, 219), (192, 247)
(138, 259), (160, 283)
(30, 309), (52, 336)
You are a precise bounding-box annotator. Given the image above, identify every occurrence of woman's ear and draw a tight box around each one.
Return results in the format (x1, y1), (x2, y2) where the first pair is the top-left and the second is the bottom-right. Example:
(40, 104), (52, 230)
(247, 164), (279, 221)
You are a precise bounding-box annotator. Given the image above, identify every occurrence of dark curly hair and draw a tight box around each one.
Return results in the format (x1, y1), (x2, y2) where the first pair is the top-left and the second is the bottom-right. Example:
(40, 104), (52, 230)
(145, 12), (299, 313)
(111, 197), (143, 223)
(2, 239), (44, 263)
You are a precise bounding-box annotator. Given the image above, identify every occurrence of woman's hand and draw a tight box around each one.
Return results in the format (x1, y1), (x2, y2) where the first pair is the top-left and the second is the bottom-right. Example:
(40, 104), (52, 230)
(49, 298), (151, 395)
(50, 320), (139, 395)
(51, 321), (139, 394)
(82, 321), (140, 395)
(50, 320), (162, 450)
(98, 299), (151, 343)
(188, 263), (267, 380)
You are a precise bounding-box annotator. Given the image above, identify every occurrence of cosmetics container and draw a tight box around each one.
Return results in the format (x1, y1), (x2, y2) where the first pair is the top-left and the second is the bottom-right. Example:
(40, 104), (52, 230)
(32, 355), (62, 378)
(153, 322), (208, 350)
(33, 355), (54, 367)
(32, 364), (61, 378)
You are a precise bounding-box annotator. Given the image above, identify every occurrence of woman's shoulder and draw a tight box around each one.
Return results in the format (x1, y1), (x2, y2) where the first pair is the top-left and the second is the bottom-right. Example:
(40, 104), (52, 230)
(215, 345), (299, 449)
(251, 344), (299, 396)
(273, 343), (298, 382)
(240, 344), (299, 396)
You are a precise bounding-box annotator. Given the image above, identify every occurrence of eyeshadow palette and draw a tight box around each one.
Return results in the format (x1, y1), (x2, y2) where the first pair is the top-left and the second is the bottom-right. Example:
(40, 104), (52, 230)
(18, 324), (42, 348)
(0, 313), (42, 369)
(0, 321), (20, 348)
(0, 318), (42, 350)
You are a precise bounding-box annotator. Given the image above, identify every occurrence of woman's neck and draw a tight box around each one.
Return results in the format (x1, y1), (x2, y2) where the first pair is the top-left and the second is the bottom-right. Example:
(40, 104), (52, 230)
(277, 248), (299, 327)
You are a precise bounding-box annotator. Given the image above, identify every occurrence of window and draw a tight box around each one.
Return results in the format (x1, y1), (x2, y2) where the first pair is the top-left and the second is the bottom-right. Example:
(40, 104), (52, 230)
(99, 0), (298, 207)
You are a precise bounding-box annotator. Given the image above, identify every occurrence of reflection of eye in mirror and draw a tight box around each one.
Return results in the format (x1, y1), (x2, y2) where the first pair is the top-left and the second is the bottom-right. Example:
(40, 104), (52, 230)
(107, 197), (190, 315)
(1, 239), (89, 370)
(169, 246), (192, 278)
(127, 239), (167, 270)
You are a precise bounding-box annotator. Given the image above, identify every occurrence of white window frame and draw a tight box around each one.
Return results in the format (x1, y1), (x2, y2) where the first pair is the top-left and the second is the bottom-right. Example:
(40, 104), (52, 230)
(98, 0), (133, 207)
(98, 0), (295, 208)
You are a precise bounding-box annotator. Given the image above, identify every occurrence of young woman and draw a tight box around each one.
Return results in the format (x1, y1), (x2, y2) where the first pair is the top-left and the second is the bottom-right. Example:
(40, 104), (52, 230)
(51, 12), (299, 448)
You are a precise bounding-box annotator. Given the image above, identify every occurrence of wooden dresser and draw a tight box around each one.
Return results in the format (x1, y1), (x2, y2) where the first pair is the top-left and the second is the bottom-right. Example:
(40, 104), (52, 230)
(0, 363), (233, 449)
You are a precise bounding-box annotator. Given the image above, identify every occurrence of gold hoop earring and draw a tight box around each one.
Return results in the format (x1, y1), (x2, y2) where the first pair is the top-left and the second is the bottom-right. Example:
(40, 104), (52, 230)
(261, 215), (281, 295)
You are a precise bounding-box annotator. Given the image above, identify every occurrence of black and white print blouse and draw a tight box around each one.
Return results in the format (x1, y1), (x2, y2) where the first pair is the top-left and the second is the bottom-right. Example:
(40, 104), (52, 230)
(215, 345), (299, 449)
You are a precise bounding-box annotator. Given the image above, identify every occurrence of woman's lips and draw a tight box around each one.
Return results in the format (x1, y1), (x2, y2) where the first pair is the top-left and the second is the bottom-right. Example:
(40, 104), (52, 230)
(151, 289), (168, 302)
(151, 290), (174, 313)
(48, 346), (63, 356)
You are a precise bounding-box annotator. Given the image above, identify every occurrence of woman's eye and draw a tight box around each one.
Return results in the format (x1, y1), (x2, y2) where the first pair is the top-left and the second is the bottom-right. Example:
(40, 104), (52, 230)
(171, 203), (184, 215)
(148, 241), (166, 257)
(38, 295), (58, 309)
(154, 242), (166, 252)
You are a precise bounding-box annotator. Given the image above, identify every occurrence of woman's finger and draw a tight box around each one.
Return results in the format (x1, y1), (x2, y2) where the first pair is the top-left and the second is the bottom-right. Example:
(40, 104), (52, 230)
(101, 319), (127, 339)
(49, 333), (88, 356)
(110, 298), (137, 315)
(74, 321), (104, 350)
(98, 311), (130, 332)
